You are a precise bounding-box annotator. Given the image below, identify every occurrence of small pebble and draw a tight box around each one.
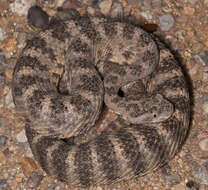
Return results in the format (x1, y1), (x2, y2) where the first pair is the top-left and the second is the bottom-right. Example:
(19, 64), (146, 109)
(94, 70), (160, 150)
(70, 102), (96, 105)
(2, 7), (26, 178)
(54, 184), (66, 190)
(87, 6), (96, 16)
(161, 164), (172, 175)
(0, 179), (9, 190)
(16, 129), (27, 143)
(175, 30), (186, 40)
(199, 138), (208, 151)
(0, 135), (6, 148)
(0, 98), (3, 109)
(26, 172), (43, 188)
(96, 186), (103, 190)
(10, 0), (36, 16)
(62, 0), (81, 9)
(193, 162), (208, 185)
(27, 6), (49, 29)
(184, 6), (195, 15)
(84, 0), (101, 6)
(126, 0), (143, 7)
(54, 0), (66, 8)
(98, 0), (112, 15)
(0, 28), (7, 42)
(46, 184), (56, 190)
(57, 8), (80, 20)
(165, 174), (181, 187)
(0, 72), (5, 88)
(172, 184), (186, 190)
(151, 0), (162, 8)
(0, 56), (7, 66)
(128, 182), (142, 190)
(17, 31), (27, 49)
(140, 11), (153, 20)
(143, 0), (152, 7)
(5, 89), (15, 109)
(184, 0), (198, 5)
(159, 14), (175, 32)
(0, 117), (8, 128)
(194, 52), (208, 66)
(202, 102), (208, 114)
(199, 184), (208, 190)
(196, 93), (208, 104)
(110, 2), (123, 18)
(1, 35), (17, 52)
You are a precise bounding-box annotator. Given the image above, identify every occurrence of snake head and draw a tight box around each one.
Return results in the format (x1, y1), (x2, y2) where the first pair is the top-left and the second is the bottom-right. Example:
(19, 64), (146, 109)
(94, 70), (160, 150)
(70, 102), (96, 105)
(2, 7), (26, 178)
(125, 94), (174, 124)
(147, 94), (174, 123)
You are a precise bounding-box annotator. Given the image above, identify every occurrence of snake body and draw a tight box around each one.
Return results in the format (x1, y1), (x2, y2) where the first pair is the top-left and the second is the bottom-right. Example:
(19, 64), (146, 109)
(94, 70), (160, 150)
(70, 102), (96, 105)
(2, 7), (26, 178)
(12, 15), (190, 187)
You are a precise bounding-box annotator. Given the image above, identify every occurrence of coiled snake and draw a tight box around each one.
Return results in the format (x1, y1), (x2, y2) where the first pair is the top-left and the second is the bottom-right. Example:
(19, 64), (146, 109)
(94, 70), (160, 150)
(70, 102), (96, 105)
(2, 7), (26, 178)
(12, 14), (190, 187)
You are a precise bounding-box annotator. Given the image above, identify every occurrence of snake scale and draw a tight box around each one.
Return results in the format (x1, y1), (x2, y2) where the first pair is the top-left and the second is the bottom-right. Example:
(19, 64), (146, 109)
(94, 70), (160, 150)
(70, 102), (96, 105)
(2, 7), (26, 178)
(12, 13), (190, 187)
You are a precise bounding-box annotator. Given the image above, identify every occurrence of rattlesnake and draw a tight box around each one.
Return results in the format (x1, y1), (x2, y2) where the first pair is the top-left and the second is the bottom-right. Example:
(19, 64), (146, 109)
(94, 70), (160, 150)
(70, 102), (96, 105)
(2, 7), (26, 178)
(12, 13), (190, 187)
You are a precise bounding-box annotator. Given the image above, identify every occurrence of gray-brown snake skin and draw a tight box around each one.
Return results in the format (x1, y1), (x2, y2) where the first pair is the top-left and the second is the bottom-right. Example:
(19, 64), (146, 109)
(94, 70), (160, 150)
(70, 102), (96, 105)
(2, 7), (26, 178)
(12, 15), (190, 187)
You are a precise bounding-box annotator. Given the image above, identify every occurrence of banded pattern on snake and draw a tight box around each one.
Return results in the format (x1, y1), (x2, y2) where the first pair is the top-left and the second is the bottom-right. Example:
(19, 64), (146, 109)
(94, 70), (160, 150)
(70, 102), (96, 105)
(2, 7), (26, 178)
(12, 14), (190, 187)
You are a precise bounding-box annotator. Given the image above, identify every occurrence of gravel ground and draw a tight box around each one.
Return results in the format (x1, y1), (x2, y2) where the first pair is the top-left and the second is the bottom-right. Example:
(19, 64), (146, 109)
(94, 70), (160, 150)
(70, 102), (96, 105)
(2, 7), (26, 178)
(0, 0), (208, 190)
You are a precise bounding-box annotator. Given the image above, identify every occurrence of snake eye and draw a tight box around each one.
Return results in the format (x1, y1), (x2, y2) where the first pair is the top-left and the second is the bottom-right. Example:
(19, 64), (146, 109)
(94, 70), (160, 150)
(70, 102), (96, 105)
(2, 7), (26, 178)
(153, 114), (157, 118)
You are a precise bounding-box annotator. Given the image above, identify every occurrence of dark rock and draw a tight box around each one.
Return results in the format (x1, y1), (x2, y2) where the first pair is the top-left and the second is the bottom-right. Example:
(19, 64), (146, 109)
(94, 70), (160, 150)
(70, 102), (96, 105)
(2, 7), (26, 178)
(195, 93), (208, 104)
(26, 172), (43, 188)
(0, 179), (9, 190)
(126, 0), (143, 7)
(46, 184), (56, 190)
(0, 56), (7, 66)
(161, 164), (172, 175)
(142, 23), (158, 32)
(3, 148), (10, 157)
(57, 8), (80, 20)
(27, 6), (49, 29)
(0, 136), (6, 148)
(194, 52), (208, 66)
(186, 180), (199, 189)
(0, 72), (5, 88)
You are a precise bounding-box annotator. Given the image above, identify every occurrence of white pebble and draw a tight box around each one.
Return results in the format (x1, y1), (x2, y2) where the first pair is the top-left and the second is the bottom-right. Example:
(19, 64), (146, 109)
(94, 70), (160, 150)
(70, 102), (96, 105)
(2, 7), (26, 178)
(202, 102), (208, 114)
(99, 0), (112, 16)
(5, 89), (15, 109)
(110, 2), (123, 18)
(141, 11), (153, 20)
(0, 28), (7, 41)
(199, 138), (208, 151)
(16, 129), (27, 143)
(10, 0), (36, 16)
(159, 14), (175, 32)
